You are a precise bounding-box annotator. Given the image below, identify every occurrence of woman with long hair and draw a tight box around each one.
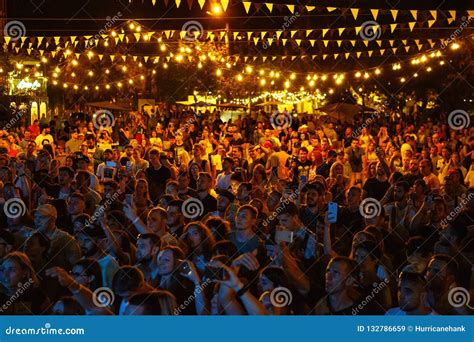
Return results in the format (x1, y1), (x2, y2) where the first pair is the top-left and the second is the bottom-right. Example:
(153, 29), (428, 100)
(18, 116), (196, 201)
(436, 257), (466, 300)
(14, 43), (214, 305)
(0, 251), (50, 314)
(181, 222), (216, 274)
(188, 162), (202, 191)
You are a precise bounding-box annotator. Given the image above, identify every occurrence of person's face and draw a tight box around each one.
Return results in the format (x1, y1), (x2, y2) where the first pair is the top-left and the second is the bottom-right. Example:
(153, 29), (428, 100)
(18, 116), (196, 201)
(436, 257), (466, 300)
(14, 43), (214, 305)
(235, 209), (255, 230)
(277, 213), (294, 228)
(351, 140), (358, 149)
(166, 205), (181, 226)
(147, 211), (164, 233)
(334, 164), (343, 175)
(187, 226), (201, 248)
(259, 274), (274, 292)
(178, 174), (189, 187)
(217, 195), (230, 212)
(190, 165), (199, 177)
(0, 238), (12, 259)
(68, 197), (85, 215)
(197, 176), (210, 192)
(58, 170), (71, 185)
(325, 261), (351, 294)
(306, 189), (320, 207)
(27, 142), (36, 153)
(149, 153), (160, 165)
(136, 238), (153, 261)
(156, 250), (175, 276)
(298, 150), (308, 162)
(222, 160), (232, 171)
(1, 259), (26, 288)
(409, 160), (419, 173)
(369, 163), (376, 176)
(25, 236), (45, 262)
(77, 234), (97, 257)
(103, 151), (112, 161)
(433, 201), (447, 221)
(237, 185), (249, 201)
(193, 146), (201, 159)
(393, 186), (405, 201)
(376, 163), (385, 176)
(347, 189), (361, 207)
(407, 253), (429, 274)
(34, 212), (54, 232)
(419, 161), (431, 176)
(125, 148), (133, 157)
(425, 259), (449, 292)
(71, 265), (91, 287)
(77, 160), (88, 170)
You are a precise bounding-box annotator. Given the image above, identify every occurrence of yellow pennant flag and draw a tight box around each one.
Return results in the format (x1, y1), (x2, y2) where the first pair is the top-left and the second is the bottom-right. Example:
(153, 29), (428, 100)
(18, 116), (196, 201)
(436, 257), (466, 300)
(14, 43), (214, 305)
(144, 56), (149, 62)
(429, 41), (435, 48)
(262, 56), (267, 62)
(70, 36), (76, 43)
(287, 5), (294, 14)
(371, 9), (379, 20)
(292, 56), (297, 61)
(260, 31), (266, 39)
(110, 55), (115, 61)
(356, 52), (361, 58)
(306, 6), (315, 12)
(323, 40), (329, 47)
(122, 55), (126, 62)
(198, 0), (205, 9)
(380, 49), (385, 55)
(310, 40), (315, 47)
(220, 31), (226, 40)
(402, 40), (407, 45)
(338, 27), (345, 36)
(417, 44), (423, 51)
(345, 52), (350, 59)
(54, 37), (60, 45)
(430, 10), (437, 20)
(247, 32), (252, 40)
(39, 50), (44, 56)
(99, 54), (103, 60)
(408, 22), (416, 32)
(75, 53), (80, 59)
(295, 39), (301, 46)
(27, 48), (31, 55)
(165, 31), (171, 39)
(265, 3), (273, 12)
(233, 32), (239, 40)
(134, 33), (141, 42)
(221, 0), (229, 12)
(323, 54), (327, 60)
(114, 37), (120, 44)
(175, 0), (181, 8)
(376, 40), (382, 47)
(180, 31), (186, 39)
(243, 2), (251, 14)
(363, 40), (369, 47)
(327, 7), (336, 12)
(410, 10), (417, 21)
(390, 9), (398, 21)
(449, 10), (456, 20)
(392, 47), (397, 54)
(349, 40), (354, 47)
(244, 56), (248, 62)
(290, 30), (297, 38)
(447, 18), (455, 24)
(37, 37), (44, 47)
(322, 29), (329, 37)
(272, 56), (277, 61)
(276, 31), (282, 39)
(467, 10), (474, 18)
(118, 33), (125, 41)
(389, 40), (394, 46)
(306, 29), (313, 37)
(405, 46), (410, 52)
(253, 37), (259, 45)
(368, 50), (373, 57)
(282, 38), (287, 46)
(333, 54), (338, 59)
(268, 38), (273, 46)
(355, 26), (361, 35)
(152, 0), (156, 5)
(350, 8), (359, 20)
(390, 24), (397, 33)
(337, 40), (342, 47)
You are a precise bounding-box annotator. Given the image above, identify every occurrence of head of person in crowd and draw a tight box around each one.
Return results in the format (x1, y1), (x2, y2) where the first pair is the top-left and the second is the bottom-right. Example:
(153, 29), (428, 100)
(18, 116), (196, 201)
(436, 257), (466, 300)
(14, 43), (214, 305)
(136, 233), (161, 265)
(70, 258), (103, 291)
(197, 172), (213, 194)
(155, 245), (185, 279)
(0, 251), (39, 291)
(0, 230), (14, 259)
(24, 232), (50, 271)
(204, 217), (231, 241)
(123, 290), (177, 315)
(236, 182), (252, 204)
(51, 296), (85, 315)
(166, 200), (185, 231)
(182, 222), (216, 257)
(235, 204), (258, 232)
(425, 254), (458, 301)
(403, 237), (433, 274)
(217, 190), (235, 214)
(34, 204), (58, 235)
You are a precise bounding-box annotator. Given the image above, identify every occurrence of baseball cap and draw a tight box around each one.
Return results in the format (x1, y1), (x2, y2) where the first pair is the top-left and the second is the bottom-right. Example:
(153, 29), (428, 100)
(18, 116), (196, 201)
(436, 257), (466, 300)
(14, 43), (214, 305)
(34, 204), (58, 218)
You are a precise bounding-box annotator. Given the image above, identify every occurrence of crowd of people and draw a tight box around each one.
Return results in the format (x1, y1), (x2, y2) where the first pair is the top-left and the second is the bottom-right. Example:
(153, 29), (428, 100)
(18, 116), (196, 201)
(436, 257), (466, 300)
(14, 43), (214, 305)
(0, 104), (472, 315)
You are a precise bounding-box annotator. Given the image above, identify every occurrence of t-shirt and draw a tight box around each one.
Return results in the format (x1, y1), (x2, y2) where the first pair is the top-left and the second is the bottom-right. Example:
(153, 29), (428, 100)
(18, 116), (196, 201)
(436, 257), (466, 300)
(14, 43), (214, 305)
(146, 165), (172, 203)
(363, 178), (390, 200)
(228, 232), (261, 254)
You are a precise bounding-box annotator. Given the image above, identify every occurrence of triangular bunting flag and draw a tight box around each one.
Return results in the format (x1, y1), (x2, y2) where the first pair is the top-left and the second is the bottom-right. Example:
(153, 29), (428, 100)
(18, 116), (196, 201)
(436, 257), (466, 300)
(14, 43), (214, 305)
(295, 39), (301, 46)
(233, 32), (239, 40)
(118, 33), (125, 41)
(368, 50), (373, 57)
(322, 29), (329, 37)
(276, 31), (282, 39)
(134, 33), (141, 42)
(282, 39), (287, 46)
(99, 54), (103, 60)
(306, 29), (313, 37)
(390, 24), (397, 33)
(338, 27), (345, 36)
(333, 54), (338, 59)
(371, 9), (379, 20)
(110, 55), (115, 61)
(410, 10), (417, 21)
(345, 52), (350, 59)
(390, 10), (398, 21)
(198, 0), (205, 9)
(306, 6), (315, 12)
(243, 2), (251, 14)
(253, 37), (259, 45)
(268, 38), (273, 46)
(323, 40), (329, 47)
(220, 31), (226, 40)
(402, 40), (407, 45)
(70, 36), (76, 43)
(350, 40), (356, 47)
(323, 54), (327, 60)
(389, 40), (394, 47)
(355, 26), (361, 35)
(175, 0), (181, 8)
(408, 22), (416, 32)
(290, 30), (297, 38)
(287, 5), (294, 13)
(380, 49), (385, 55)
(54, 37), (60, 45)
(337, 40), (342, 47)
(449, 10), (456, 20)
(405, 46), (410, 52)
(376, 40), (382, 47)
(392, 47), (397, 54)
(37, 37), (44, 47)
(122, 55), (126, 62)
(310, 40), (315, 47)
(350, 8), (359, 20)
(265, 3), (273, 12)
(363, 40), (369, 47)
(356, 52), (361, 58)
(221, 0), (229, 12)
(430, 10), (437, 20)
(327, 7), (336, 12)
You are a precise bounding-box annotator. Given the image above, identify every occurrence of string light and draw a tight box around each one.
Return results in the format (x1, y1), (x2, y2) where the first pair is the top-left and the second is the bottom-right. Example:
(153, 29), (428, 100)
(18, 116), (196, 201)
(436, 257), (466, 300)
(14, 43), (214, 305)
(216, 68), (222, 76)
(451, 42), (460, 50)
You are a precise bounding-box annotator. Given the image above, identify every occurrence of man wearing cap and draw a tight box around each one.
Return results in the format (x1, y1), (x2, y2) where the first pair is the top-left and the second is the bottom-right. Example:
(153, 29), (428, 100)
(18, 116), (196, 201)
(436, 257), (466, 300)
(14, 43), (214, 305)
(34, 204), (81, 270)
